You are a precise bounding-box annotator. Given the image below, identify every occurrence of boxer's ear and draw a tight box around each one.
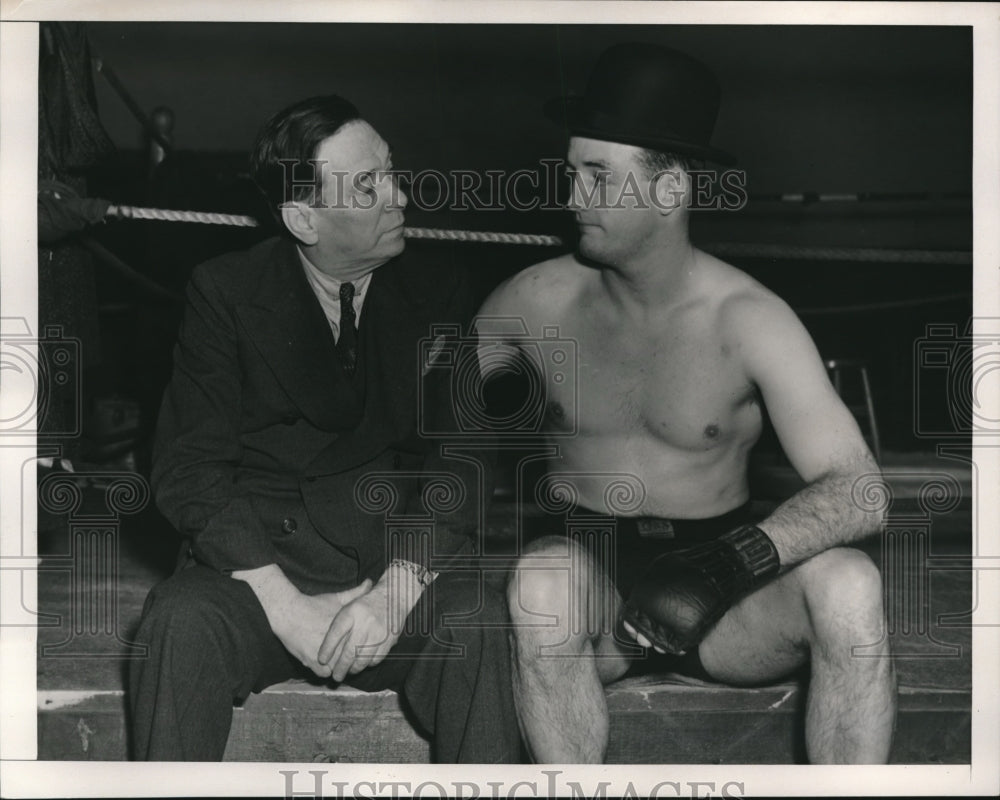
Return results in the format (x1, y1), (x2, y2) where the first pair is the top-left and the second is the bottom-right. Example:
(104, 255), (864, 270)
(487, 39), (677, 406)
(649, 168), (689, 216)
(280, 201), (318, 245)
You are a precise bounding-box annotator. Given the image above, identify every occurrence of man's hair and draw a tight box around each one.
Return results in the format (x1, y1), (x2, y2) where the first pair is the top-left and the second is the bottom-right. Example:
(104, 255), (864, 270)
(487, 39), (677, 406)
(636, 148), (694, 179)
(636, 148), (709, 211)
(249, 94), (361, 227)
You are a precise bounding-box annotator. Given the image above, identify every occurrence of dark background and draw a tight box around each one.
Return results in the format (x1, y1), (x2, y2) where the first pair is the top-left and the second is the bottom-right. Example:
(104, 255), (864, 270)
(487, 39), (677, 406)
(60, 22), (973, 460)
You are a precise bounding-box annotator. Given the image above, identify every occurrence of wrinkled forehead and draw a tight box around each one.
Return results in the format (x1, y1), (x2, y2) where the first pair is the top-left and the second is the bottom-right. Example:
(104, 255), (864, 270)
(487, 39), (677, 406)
(314, 119), (389, 172)
(567, 135), (644, 171)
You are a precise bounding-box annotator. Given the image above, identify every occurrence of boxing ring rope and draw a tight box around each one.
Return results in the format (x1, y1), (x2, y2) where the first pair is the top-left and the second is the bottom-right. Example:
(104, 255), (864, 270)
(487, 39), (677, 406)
(105, 203), (973, 267)
(107, 204), (256, 229)
(90, 51), (970, 313)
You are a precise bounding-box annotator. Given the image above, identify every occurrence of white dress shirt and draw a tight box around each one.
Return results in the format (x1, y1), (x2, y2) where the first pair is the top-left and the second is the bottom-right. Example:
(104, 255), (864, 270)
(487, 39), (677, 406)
(297, 248), (373, 343)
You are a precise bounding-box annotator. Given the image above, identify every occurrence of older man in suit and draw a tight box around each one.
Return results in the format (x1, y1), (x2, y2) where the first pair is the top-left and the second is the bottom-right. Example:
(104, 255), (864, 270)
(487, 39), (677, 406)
(129, 95), (520, 762)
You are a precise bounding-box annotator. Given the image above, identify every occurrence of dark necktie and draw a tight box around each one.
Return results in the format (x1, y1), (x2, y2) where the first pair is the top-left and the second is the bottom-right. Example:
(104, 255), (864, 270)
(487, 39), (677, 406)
(337, 281), (358, 374)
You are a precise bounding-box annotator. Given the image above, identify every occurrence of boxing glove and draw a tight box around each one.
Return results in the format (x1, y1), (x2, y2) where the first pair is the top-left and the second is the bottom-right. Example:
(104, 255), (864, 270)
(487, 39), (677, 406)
(622, 525), (780, 654)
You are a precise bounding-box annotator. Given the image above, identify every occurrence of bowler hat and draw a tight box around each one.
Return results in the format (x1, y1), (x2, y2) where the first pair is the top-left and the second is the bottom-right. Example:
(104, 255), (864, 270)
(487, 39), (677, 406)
(545, 42), (736, 165)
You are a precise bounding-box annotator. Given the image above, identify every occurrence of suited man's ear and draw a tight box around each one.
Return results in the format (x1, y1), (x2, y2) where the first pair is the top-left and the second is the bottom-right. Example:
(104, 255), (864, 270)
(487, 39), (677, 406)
(280, 202), (319, 245)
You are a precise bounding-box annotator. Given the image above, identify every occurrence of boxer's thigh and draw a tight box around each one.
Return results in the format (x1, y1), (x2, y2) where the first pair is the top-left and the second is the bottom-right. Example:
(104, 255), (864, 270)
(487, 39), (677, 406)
(699, 547), (886, 685)
(697, 562), (812, 686)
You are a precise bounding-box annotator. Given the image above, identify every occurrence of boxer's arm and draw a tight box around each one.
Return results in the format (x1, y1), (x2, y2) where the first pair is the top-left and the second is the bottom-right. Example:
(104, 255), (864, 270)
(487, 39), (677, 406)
(474, 283), (530, 379)
(624, 292), (880, 654)
(732, 293), (884, 568)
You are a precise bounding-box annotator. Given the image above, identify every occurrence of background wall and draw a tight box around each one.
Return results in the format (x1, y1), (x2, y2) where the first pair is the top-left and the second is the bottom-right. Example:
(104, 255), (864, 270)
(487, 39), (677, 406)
(87, 23), (972, 197)
(71, 22), (972, 454)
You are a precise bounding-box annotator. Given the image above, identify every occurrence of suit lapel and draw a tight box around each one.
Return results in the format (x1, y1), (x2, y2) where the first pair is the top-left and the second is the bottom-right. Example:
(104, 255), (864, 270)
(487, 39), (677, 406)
(359, 257), (443, 437)
(234, 242), (443, 472)
(234, 240), (361, 431)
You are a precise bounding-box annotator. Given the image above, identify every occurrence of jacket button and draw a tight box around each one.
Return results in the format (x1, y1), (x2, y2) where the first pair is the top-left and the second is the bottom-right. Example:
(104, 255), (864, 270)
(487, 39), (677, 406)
(281, 517), (298, 535)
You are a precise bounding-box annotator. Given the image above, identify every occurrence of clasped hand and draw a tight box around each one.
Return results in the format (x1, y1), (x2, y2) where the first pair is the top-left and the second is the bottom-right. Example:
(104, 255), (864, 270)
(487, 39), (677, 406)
(317, 577), (410, 682)
(271, 566), (424, 681)
(271, 579), (373, 678)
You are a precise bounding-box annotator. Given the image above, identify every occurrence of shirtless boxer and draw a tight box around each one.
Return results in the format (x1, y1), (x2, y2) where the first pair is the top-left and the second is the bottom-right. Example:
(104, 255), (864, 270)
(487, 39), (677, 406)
(477, 43), (896, 764)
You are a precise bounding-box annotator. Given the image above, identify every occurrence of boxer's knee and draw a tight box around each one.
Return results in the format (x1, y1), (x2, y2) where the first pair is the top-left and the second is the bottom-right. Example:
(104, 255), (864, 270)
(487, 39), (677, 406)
(797, 547), (886, 653)
(508, 537), (567, 618)
(507, 536), (595, 649)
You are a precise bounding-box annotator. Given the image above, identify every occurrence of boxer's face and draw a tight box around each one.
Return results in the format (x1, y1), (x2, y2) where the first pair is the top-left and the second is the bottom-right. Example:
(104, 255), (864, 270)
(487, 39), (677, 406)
(566, 136), (672, 268)
(305, 120), (407, 271)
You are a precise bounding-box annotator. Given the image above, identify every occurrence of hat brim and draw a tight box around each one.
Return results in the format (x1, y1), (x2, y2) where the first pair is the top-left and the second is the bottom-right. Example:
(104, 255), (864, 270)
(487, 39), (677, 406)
(544, 96), (737, 166)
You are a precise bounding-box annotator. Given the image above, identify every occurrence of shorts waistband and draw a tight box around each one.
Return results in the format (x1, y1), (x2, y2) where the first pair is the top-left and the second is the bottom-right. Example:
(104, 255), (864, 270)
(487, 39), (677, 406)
(565, 500), (756, 543)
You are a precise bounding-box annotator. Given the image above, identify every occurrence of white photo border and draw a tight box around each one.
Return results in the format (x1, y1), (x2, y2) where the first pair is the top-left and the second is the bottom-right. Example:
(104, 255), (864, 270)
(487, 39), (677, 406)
(1, 2), (997, 797)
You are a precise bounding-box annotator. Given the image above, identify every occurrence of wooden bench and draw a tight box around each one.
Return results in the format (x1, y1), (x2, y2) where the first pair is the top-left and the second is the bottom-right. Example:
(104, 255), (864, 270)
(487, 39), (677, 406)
(39, 664), (970, 763)
(36, 475), (972, 763)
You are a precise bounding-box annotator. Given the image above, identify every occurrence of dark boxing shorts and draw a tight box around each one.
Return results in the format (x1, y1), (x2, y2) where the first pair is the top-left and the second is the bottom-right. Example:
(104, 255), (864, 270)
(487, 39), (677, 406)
(606, 501), (758, 598)
(526, 500), (760, 681)
(528, 500), (757, 596)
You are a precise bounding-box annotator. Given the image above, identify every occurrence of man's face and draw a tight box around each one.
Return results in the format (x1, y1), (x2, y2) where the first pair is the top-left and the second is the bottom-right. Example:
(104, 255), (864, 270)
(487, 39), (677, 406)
(566, 136), (670, 268)
(306, 120), (407, 269)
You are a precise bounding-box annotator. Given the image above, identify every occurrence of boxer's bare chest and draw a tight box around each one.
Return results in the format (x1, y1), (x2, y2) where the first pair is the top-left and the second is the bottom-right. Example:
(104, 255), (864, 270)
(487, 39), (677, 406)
(534, 296), (761, 453)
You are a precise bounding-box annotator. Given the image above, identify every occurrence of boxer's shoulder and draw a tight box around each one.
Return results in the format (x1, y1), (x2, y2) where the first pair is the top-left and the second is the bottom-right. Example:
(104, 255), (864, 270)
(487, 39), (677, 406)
(699, 260), (812, 377)
(692, 250), (792, 330)
(480, 253), (588, 316)
(718, 283), (799, 341)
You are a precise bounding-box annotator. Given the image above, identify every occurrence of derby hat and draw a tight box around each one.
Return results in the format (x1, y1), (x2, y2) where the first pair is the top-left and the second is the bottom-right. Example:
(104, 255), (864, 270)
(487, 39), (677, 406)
(545, 42), (736, 165)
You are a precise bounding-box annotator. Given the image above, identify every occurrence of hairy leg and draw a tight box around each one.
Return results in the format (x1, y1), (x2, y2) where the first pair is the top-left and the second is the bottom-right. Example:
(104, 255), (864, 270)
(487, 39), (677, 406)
(699, 547), (896, 763)
(506, 535), (633, 763)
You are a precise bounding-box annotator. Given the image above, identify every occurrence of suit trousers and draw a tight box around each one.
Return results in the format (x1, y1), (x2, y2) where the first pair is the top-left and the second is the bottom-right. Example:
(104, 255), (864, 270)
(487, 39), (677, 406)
(129, 562), (521, 762)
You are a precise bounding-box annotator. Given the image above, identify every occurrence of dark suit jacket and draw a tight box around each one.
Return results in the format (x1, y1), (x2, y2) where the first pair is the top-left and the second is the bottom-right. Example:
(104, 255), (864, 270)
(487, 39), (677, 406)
(152, 236), (492, 594)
